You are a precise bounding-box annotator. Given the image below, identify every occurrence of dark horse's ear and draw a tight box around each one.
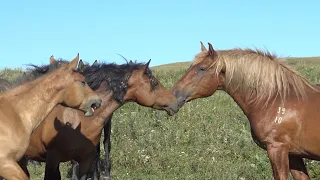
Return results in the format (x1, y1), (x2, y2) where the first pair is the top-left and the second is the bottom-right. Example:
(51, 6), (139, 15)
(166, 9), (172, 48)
(141, 59), (151, 74)
(208, 43), (218, 59)
(78, 59), (85, 72)
(200, 41), (207, 52)
(129, 60), (134, 65)
(92, 60), (98, 66)
(50, 55), (56, 64)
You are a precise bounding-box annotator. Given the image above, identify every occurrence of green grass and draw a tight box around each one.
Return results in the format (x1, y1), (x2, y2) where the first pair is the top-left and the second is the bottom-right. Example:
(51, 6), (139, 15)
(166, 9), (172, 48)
(2, 57), (320, 179)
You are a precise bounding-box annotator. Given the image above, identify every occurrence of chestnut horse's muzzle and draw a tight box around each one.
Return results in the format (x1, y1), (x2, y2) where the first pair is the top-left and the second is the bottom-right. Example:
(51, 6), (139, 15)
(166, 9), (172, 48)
(172, 89), (188, 109)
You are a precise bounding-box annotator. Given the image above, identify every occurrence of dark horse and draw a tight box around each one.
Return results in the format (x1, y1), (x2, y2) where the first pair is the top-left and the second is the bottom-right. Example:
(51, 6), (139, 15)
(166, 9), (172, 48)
(20, 57), (178, 179)
(173, 42), (320, 180)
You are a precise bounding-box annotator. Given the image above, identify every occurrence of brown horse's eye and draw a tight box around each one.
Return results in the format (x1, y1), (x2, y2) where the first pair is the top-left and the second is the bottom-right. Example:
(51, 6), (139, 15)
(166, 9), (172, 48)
(81, 81), (86, 86)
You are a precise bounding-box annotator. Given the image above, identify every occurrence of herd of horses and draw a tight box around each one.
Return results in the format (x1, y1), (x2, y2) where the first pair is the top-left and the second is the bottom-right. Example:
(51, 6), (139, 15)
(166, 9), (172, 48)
(0, 42), (319, 180)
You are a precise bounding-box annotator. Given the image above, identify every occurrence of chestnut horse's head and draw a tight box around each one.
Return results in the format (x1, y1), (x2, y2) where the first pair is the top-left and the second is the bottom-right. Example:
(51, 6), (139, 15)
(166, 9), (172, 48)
(172, 42), (224, 108)
(45, 55), (102, 116)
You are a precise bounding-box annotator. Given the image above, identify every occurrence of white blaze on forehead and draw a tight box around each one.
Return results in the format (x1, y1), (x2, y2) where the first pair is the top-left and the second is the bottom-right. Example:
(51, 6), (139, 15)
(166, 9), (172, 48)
(62, 107), (81, 129)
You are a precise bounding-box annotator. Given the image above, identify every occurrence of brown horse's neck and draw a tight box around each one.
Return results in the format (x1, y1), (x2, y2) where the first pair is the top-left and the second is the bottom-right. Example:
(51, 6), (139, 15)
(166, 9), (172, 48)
(6, 75), (67, 133)
(91, 92), (121, 126)
(79, 92), (120, 144)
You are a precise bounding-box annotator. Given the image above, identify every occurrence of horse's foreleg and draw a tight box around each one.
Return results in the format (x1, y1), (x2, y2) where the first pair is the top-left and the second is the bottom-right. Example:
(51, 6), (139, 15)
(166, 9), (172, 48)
(289, 155), (310, 180)
(44, 151), (61, 180)
(70, 160), (80, 180)
(0, 159), (29, 180)
(17, 156), (30, 178)
(102, 115), (112, 179)
(78, 153), (96, 180)
(267, 143), (289, 180)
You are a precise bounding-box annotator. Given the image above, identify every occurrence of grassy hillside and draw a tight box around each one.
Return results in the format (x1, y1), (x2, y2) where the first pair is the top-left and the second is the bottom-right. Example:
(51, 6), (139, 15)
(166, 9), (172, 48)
(1, 56), (320, 179)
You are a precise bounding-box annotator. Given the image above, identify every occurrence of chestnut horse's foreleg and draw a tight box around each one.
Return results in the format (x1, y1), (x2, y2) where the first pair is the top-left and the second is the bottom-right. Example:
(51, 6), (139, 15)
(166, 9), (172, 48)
(44, 151), (61, 180)
(266, 143), (290, 180)
(289, 155), (310, 180)
(102, 115), (112, 179)
(0, 159), (29, 180)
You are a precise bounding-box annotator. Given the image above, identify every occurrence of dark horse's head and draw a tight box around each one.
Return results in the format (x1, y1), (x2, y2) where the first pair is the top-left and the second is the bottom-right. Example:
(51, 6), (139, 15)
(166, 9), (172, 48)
(0, 78), (12, 92)
(80, 59), (179, 116)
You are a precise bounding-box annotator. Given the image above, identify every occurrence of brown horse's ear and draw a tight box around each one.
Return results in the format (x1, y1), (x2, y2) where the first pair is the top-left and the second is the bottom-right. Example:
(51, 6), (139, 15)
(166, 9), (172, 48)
(50, 55), (56, 64)
(69, 53), (80, 70)
(144, 59), (151, 74)
(92, 60), (98, 66)
(200, 41), (207, 52)
(78, 59), (85, 72)
(208, 43), (218, 59)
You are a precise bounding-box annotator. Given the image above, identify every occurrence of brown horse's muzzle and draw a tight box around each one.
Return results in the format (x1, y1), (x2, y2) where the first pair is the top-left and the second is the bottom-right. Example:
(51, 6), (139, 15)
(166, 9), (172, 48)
(162, 100), (179, 116)
(84, 98), (102, 117)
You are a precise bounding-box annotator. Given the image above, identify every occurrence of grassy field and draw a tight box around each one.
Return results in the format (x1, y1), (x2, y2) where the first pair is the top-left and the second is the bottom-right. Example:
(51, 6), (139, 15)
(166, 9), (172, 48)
(1, 56), (320, 179)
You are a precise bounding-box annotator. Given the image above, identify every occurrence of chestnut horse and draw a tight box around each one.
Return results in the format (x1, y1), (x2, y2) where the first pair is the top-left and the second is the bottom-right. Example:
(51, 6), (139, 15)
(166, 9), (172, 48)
(172, 42), (320, 180)
(0, 54), (102, 180)
(21, 58), (178, 179)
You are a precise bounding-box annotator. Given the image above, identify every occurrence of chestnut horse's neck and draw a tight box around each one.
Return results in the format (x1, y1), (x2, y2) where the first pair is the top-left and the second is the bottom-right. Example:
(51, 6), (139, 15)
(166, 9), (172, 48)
(3, 72), (68, 133)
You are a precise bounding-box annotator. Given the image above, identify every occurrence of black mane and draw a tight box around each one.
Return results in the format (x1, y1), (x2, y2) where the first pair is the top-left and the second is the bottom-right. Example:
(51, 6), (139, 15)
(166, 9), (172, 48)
(83, 61), (158, 103)
(13, 59), (69, 86)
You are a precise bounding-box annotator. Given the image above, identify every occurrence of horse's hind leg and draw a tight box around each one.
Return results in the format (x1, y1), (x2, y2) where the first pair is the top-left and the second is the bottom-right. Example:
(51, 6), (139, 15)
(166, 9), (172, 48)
(289, 155), (310, 180)
(0, 159), (29, 180)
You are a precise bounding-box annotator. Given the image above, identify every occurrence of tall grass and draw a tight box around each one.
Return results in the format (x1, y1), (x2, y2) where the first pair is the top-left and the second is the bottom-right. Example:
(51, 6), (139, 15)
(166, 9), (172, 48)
(2, 60), (320, 180)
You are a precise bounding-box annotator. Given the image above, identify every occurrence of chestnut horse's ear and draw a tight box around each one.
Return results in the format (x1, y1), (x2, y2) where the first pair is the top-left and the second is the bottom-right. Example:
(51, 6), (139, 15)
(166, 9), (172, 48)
(69, 53), (80, 70)
(50, 55), (56, 64)
(208, 43), (218, 59)
(200, 41), (207, 52)
(140, 59), (151, 74)
(78, 59), (85, 72)
(92, 60), (98, 66)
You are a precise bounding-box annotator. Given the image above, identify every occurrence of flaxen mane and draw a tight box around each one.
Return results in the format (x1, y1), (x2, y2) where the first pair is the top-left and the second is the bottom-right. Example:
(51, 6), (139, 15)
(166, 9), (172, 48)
(82, 61), (159, 103)
(193, 48), (317, 106)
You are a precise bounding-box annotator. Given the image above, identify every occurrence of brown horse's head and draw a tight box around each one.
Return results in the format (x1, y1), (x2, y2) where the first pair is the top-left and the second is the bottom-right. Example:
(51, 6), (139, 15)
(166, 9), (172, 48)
(49, 55), (102, 116)
(124, 60), (179, 115)
(172, 42), (224, 108)
(83, 59), (179, 116)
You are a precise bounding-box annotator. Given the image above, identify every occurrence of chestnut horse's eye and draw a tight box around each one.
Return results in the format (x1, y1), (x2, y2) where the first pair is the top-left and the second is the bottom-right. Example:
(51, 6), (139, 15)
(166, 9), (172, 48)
(81, 81), (86, 86)
(198, 67), (206, 72)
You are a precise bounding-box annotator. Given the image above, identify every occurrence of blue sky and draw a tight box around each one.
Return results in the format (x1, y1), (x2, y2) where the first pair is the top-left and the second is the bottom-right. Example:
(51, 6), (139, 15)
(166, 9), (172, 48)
(0, 0), (319, 69)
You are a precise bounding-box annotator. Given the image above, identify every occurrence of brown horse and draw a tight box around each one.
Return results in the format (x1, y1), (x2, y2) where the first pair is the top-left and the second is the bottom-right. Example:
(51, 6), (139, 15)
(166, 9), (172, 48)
(172, 42), (320, 180)
(0, 54), (102, 180)
(21, 57), (179, 180)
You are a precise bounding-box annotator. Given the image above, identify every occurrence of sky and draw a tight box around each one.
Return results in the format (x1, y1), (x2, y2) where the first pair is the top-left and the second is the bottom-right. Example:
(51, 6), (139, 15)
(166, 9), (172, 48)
(0, 0), (319, 69)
